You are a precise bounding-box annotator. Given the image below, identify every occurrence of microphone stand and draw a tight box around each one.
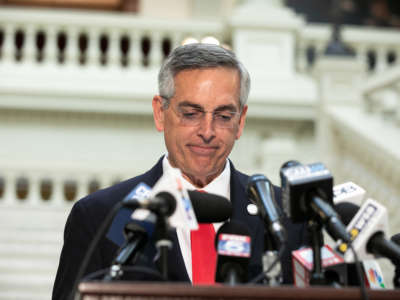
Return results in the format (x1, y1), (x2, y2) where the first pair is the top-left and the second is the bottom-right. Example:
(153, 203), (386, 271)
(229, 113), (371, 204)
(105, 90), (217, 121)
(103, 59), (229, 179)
(262, 231), (283, 285)
(155, 212), (172, 280)
(308, 219), (327, 286)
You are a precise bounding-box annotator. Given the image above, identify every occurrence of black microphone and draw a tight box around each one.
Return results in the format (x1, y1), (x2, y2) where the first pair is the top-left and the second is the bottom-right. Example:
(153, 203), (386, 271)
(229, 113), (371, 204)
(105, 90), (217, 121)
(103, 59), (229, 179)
(215, 221), (251, 285)
(112, 222), (150, 267)
(391, 234), (400, 288)
(246, 174), (286, 249)
(367, 233), (400, 264)
(280, 162), (351, 243)
(123, 191), (176, 217)
(104, 210), (157, 281)
(188, 190), (232, 223)
(334, 201), (360, 226)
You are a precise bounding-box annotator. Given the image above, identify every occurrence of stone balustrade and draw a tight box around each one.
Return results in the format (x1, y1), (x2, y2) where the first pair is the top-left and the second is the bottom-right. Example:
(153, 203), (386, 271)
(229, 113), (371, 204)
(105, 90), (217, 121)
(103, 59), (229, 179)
(1, 7), (400, 74)
(0, 7), (224, 69)
(0, 166), (129, 206)
(298, 24), (400, 73)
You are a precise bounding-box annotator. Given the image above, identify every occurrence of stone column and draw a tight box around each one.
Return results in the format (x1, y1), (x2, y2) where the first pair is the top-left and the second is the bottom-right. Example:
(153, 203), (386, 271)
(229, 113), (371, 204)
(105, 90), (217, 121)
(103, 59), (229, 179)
(312, 56), (364, 172)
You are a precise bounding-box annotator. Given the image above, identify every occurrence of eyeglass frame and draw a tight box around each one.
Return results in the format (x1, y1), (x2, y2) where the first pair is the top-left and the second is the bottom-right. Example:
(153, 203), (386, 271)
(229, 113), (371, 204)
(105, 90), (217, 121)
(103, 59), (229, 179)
(160, 97), (243, 129)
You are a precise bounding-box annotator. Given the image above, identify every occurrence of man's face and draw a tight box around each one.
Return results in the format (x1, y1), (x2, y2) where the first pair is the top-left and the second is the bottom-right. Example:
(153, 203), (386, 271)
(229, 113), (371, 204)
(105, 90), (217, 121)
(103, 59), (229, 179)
(152, 67), (248, 187)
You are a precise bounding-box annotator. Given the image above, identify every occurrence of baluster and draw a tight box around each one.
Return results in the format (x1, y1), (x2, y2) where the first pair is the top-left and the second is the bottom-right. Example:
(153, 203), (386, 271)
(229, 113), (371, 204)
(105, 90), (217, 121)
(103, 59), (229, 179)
(149, 31), (163, 68)
(28, 174), (40, 206)
(107, 29), (120, 68)
(395, 86), (400, 127)
(22, 25), (36, 64)
(396, 48), (400, 66)
(50, 176), (65, 206)
(96, 175), (109, 190)
(75, 175), (87, 200)
(170, 32), (183, 52)
(43, 26), (58, 66)
(86, 28), (101, 67)
(3, 172), (16, 205)
(355, 44), (368, 72)
(129, 30), (141, 68)
(374, 46), (387, 73)
(2, 24), (16, 64)
(64, 27), (79, 66)
(314, 41), (326, 65)
(296, 40), (308, 73)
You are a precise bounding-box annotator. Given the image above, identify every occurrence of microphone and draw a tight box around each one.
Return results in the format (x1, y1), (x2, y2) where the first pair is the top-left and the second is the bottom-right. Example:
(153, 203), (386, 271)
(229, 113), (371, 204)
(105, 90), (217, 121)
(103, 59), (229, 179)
(124, 189), (231, 222)
(337, 198), (400, 264)
(123, 191), (176, 216)
(333, 199), (386, 288)
(104, 209), (157, 281)
(280, 162), (351, 243)
(334, 201), (360, 227)
(215, 221), (251, 285)
(246, 174), (286, 249)
(188, 190), (232, 223)
(336, 197), (398, 288)
(391, 234), (400, 288)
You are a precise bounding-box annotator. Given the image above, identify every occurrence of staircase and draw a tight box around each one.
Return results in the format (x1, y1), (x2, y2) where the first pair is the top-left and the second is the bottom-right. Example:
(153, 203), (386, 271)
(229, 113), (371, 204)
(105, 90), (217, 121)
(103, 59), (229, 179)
(0, 205), (70, 300)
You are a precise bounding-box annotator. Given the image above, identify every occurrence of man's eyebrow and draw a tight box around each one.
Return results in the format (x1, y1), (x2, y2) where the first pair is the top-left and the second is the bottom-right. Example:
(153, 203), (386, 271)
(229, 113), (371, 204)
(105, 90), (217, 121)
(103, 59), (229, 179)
(178, 101), (203, 110)
(214, 104), (238, 112)
(178, 101), (238, 112)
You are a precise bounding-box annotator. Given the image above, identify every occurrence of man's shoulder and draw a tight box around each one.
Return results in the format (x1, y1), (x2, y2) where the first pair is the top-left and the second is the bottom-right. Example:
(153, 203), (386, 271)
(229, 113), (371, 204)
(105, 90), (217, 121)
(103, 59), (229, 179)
(229, 160), (248, 185)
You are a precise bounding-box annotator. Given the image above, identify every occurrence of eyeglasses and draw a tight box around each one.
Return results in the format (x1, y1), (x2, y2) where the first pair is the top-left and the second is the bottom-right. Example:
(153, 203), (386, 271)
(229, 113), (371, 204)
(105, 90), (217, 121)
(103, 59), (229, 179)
(170, 105), (241, 129)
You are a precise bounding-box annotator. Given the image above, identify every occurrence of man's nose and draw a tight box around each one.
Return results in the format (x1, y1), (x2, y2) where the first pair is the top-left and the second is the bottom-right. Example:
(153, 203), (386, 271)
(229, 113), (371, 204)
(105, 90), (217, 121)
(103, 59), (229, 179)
(198, 113), (215, 141)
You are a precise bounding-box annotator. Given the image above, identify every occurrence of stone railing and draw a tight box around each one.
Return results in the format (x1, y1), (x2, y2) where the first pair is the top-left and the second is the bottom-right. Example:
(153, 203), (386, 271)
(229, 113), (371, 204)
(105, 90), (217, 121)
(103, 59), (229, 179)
(362, 64), (400, 126)
(2, 7), (400, 74)
(297, 24), (400, 73)
(0, 7), (224, 70)
(0, 165), (132, 207)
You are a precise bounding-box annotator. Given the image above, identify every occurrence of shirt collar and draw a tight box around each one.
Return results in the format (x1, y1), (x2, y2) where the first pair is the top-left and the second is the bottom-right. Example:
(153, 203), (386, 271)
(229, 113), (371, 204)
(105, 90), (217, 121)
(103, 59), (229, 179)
(162, 155), (231, 200)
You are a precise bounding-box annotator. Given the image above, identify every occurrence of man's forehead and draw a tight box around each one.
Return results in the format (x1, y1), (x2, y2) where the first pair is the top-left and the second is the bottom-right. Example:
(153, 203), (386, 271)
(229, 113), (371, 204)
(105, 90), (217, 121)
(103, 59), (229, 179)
(172, 67), (240, 107)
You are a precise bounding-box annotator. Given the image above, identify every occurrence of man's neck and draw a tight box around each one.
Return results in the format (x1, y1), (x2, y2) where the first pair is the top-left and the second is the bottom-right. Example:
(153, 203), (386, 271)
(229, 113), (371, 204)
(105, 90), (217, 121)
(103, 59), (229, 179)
(164, 155), (228, 189)
(180, 171), (221, 189)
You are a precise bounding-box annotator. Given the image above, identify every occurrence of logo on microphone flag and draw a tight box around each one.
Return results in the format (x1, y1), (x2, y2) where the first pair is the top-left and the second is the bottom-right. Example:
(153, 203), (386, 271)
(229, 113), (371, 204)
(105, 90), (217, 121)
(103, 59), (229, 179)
(363, 260), (386, 289)
(217, 234), (251, 257)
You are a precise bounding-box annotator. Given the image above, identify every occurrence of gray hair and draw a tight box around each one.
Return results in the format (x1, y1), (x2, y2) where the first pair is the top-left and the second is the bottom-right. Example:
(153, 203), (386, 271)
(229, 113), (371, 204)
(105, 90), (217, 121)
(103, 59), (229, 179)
(158, 43), (250, 110)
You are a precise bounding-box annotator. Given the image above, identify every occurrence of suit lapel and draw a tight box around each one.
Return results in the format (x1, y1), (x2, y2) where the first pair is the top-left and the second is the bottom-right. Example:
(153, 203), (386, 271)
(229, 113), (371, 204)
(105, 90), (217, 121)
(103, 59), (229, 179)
(229, 161), (258, 229)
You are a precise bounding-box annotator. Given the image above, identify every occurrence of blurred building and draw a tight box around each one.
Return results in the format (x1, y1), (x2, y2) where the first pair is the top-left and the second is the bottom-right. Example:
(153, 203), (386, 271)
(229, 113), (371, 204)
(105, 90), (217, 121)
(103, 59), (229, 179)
(0, 0), (400, 298)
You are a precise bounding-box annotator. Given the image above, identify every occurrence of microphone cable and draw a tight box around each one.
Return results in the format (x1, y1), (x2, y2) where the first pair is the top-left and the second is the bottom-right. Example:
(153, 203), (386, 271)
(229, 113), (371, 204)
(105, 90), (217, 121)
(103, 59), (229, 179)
(69, 201), (124, 300)
(349, 243), (369, 300)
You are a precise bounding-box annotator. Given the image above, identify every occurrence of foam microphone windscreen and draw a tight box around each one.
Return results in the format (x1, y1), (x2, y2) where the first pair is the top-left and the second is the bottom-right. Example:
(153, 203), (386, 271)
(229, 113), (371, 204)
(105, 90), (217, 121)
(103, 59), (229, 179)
(334, 201), (360, 226)
(188, 190), (232, 223)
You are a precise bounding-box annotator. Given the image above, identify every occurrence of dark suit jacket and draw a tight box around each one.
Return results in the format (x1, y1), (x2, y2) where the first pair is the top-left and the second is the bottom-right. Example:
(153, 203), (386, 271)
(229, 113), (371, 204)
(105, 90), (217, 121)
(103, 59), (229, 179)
(52, 157), (309, 300)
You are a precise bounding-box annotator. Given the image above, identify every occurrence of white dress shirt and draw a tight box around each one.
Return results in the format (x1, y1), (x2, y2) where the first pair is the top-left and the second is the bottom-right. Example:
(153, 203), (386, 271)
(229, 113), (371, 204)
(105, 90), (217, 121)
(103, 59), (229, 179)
(162, 155), (231, 282)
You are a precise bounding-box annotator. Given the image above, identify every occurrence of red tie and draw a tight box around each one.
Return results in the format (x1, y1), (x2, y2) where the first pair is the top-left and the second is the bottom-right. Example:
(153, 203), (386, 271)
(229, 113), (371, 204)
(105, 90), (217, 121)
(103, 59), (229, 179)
(190, 191), (216, 284)
(191, 224), (216, 284)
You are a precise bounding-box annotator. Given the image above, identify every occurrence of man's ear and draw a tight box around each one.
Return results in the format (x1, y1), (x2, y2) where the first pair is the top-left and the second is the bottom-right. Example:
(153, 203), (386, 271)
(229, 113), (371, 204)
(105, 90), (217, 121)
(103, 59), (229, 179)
(152, 95), (165, 132)
(235, 105), (248, 140)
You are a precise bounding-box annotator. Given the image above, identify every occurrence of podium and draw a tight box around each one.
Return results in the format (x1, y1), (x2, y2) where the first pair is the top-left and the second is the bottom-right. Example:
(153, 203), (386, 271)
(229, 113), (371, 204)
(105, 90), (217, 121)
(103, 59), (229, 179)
(79, 282), (400, 300)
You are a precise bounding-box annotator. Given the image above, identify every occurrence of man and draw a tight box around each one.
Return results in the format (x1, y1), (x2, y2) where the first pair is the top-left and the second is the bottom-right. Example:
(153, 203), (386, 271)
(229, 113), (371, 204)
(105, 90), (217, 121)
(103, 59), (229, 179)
(52, 43), (309, 300)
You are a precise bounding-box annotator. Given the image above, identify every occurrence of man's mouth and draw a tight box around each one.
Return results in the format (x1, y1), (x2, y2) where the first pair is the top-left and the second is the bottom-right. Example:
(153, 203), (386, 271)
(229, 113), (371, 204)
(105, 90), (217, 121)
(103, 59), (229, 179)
(188, 144), (218, 155)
